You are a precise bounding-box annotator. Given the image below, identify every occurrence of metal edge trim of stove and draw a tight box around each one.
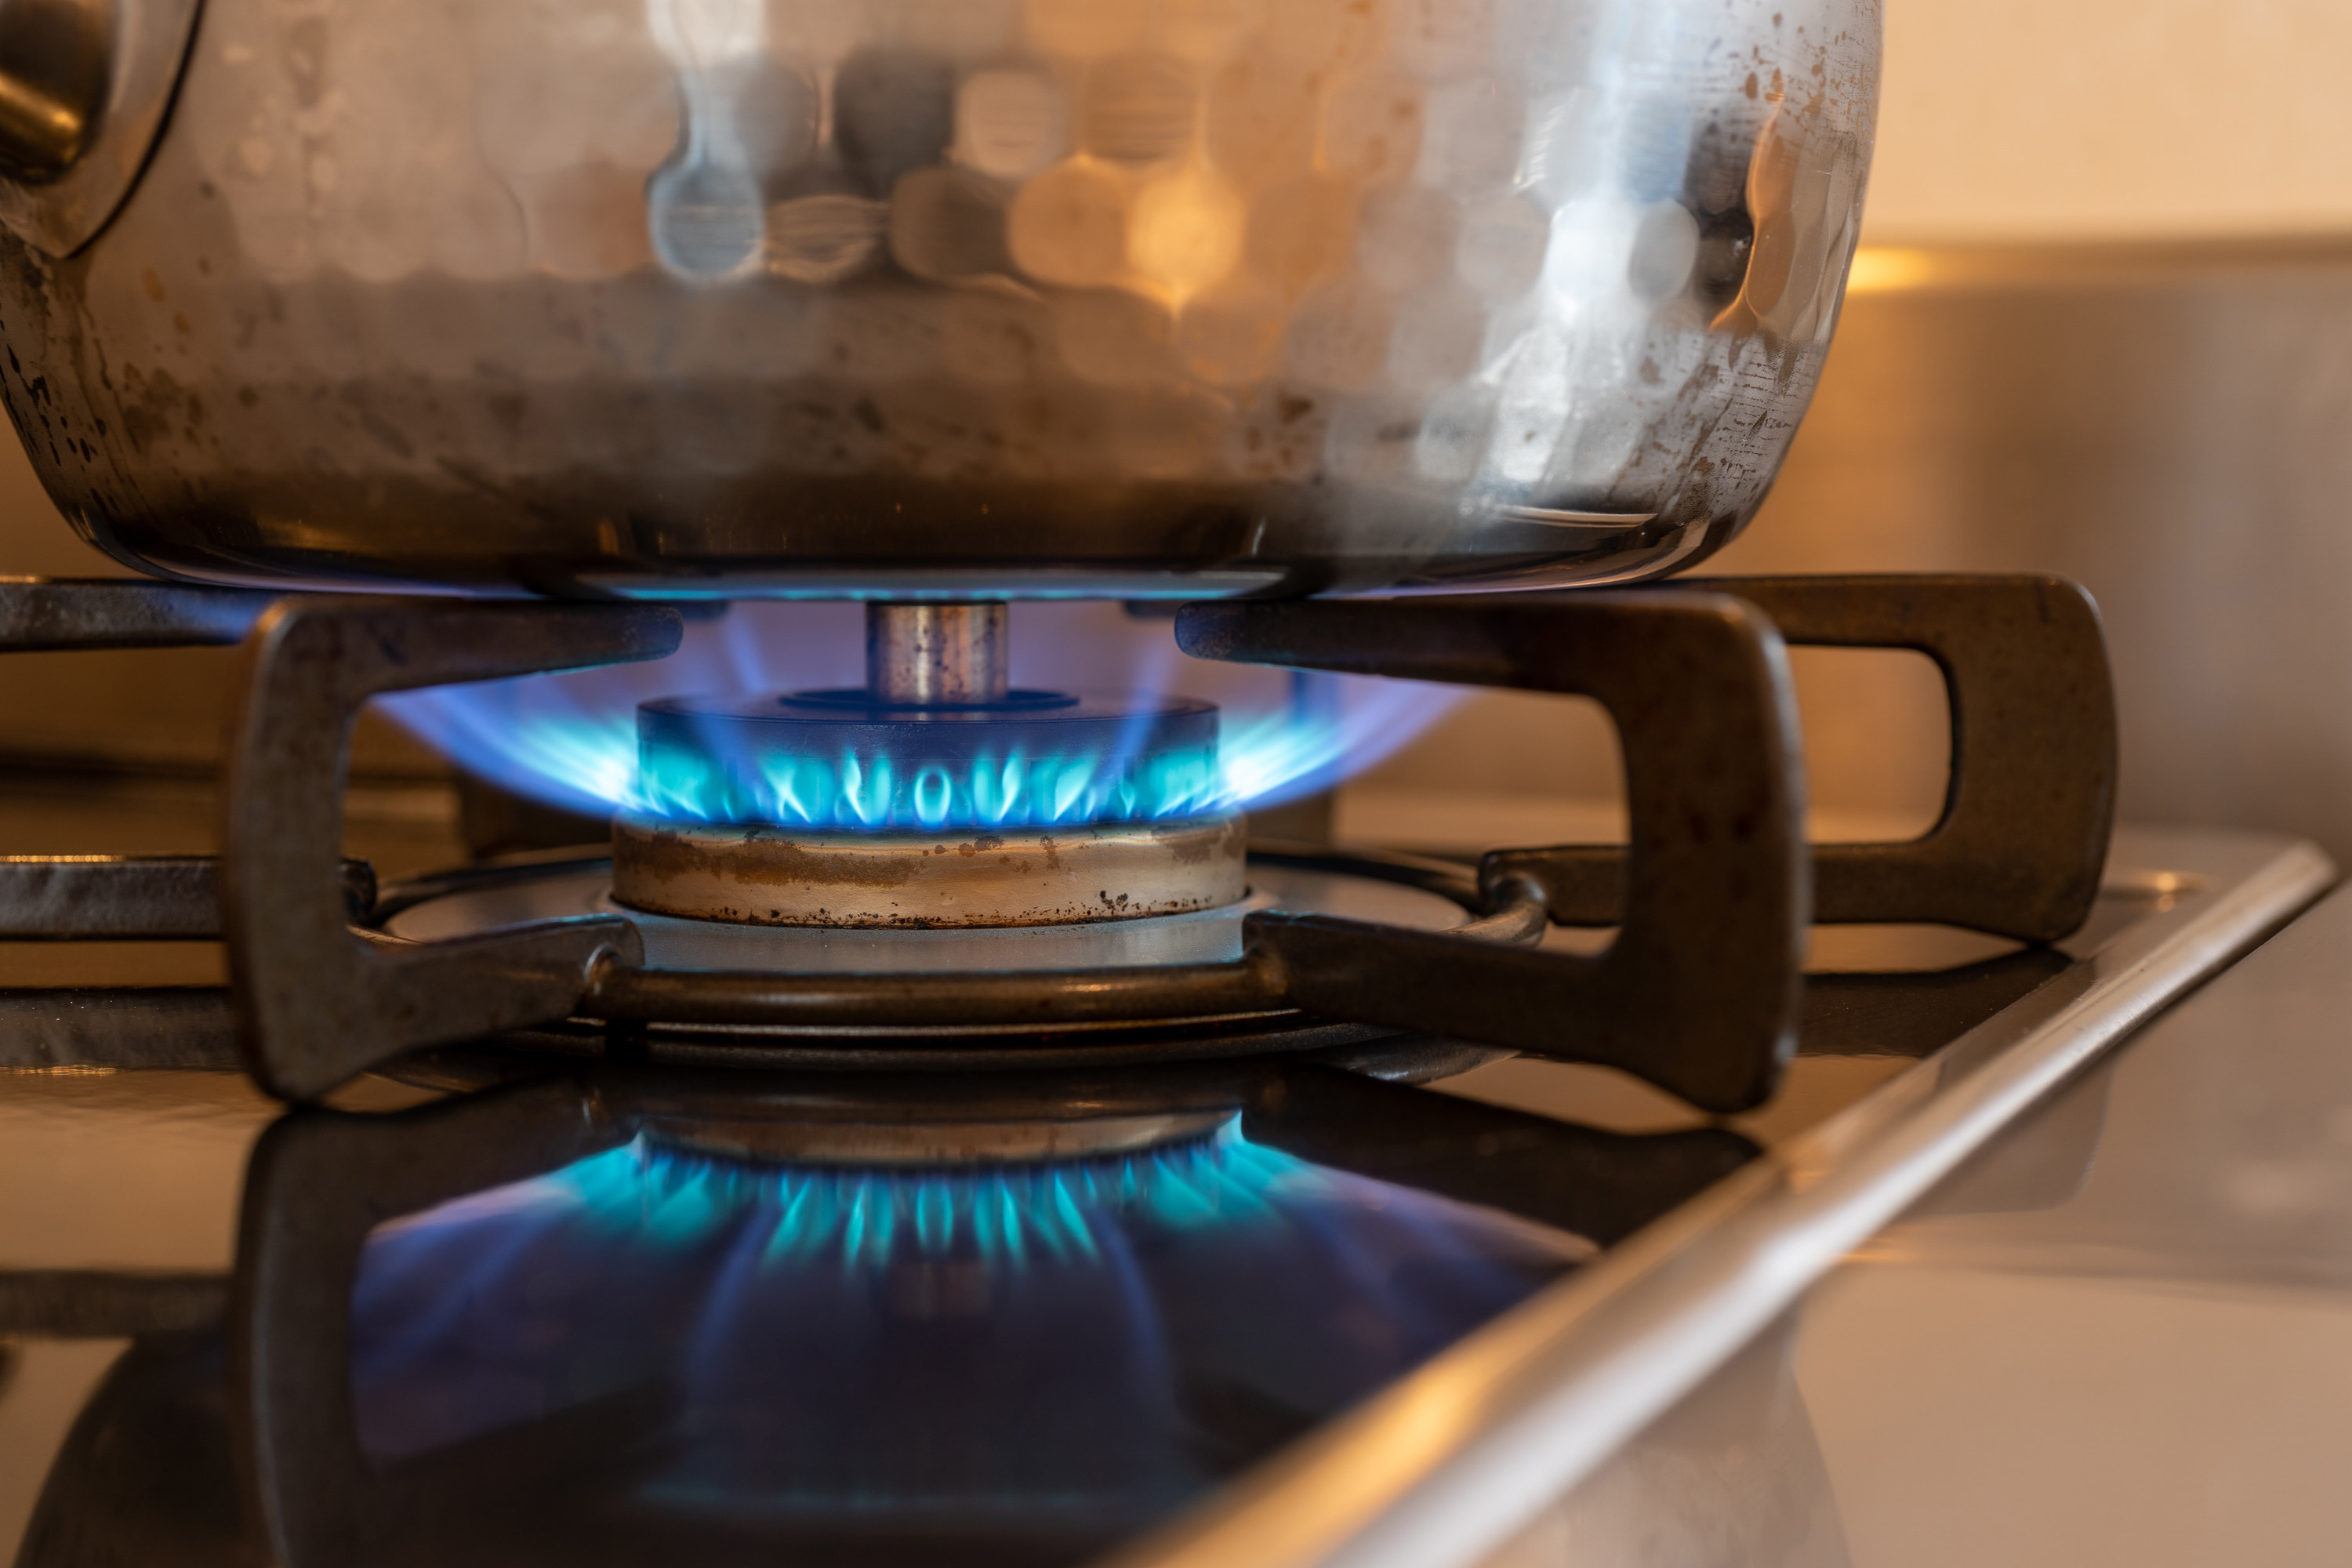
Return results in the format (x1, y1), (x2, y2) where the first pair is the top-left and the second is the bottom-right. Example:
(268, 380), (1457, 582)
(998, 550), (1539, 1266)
(1103, 824), (2336, 1568)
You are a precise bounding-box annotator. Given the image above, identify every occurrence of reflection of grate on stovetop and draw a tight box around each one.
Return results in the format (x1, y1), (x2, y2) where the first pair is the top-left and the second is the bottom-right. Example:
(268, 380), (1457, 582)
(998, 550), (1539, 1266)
(0, 574), (2115, 1109)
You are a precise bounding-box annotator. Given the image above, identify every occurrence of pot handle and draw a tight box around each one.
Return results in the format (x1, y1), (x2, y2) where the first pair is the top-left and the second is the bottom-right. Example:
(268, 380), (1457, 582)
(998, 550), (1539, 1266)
(0, 0), (199, 256)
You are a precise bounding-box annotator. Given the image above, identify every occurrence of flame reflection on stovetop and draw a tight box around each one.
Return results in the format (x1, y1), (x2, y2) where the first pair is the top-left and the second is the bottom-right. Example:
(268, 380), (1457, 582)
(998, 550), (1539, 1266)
(373, 602), (1461, 827)
(346, 1120), (1582, 1545)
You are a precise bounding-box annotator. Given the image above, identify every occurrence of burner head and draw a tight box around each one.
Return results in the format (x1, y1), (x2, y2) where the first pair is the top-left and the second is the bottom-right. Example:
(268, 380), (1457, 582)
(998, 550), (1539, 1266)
(615, 688), (1246, 927)
(612, 813), (1246, 927)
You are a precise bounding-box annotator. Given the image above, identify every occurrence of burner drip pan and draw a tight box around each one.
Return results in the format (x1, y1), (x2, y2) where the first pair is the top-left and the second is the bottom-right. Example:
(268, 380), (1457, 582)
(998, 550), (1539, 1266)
(612, 813), (1247, 928)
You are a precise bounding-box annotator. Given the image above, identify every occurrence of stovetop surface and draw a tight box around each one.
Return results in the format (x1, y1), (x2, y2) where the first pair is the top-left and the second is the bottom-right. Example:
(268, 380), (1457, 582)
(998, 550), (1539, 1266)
(0, 772), (2331, 1567)
(1530, 876), (2352, 1568)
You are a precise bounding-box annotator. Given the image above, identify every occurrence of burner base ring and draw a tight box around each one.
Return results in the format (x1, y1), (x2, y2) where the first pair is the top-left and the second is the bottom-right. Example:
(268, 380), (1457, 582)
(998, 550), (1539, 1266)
(610, 812), (1248, 928)
(376, 852), (1493, 1068)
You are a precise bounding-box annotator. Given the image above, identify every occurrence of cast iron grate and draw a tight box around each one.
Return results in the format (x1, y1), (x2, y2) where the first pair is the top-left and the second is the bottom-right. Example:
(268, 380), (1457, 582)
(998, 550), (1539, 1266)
(0, 574), (2115, 1110)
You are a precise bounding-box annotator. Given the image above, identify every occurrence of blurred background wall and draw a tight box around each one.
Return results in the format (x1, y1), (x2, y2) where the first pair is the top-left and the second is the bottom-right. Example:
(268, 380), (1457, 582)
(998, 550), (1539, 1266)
(1862, 0), (2352, 243)
(8, 0), (2352, 860)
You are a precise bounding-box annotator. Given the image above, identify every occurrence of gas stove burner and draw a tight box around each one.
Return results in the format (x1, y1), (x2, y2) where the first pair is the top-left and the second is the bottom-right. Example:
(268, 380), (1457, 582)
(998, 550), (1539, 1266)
(614, 601), (1248, 927)
(620, 688), (1240, 928)
(612, 812), (1247, 928)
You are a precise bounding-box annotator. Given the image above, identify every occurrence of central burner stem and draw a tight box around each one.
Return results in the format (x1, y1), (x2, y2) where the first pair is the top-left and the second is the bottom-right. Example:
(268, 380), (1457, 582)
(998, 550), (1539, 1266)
(866, 602), (1007, 706)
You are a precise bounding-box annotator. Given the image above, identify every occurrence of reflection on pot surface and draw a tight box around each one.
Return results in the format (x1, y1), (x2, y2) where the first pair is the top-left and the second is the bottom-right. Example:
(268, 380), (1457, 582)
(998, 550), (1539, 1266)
(0, 0), (1877, 597)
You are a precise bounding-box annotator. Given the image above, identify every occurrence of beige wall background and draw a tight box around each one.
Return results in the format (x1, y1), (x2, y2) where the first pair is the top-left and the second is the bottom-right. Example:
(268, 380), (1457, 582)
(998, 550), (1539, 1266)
(1864, 0), (2352, 243)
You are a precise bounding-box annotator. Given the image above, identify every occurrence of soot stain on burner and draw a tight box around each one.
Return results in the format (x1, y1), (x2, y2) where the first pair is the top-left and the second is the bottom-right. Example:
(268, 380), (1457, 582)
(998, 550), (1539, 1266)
(723, 900), (1225, 930)
(1156, 818), (1245, 865)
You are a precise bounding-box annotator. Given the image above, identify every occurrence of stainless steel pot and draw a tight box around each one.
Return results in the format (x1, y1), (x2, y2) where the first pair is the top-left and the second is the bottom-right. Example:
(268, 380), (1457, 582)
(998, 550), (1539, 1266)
(0, 0), (1877, 598)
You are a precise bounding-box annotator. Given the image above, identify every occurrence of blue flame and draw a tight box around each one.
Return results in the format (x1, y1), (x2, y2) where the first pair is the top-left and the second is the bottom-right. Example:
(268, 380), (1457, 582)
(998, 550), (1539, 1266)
(348, 1119), (1583, 1523)
(632, 728), (1223, 832)
(375, 602), (1461, 826)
